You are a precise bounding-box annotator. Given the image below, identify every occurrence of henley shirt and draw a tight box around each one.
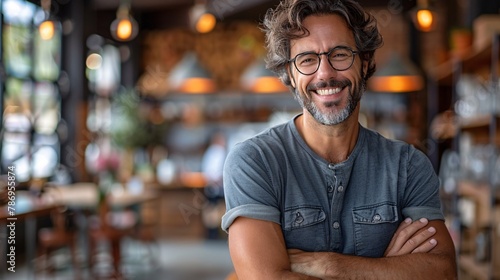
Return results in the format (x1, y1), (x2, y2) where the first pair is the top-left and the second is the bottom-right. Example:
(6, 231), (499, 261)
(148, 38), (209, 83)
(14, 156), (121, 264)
(222, 115), (443, 257)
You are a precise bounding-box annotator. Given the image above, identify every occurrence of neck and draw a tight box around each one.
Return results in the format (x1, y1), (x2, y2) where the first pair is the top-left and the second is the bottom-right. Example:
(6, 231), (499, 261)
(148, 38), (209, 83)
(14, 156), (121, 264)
(296, 106), (360, 164)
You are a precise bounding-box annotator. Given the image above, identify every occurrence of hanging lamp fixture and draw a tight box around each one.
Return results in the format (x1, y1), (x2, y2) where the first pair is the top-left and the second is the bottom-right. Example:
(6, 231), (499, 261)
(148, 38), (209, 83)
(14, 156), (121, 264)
(410, 0), (437, 32)
(38, 0), (58, 41)
(169, 52), (216, 94)
(190, 0), (217, 33)
(110, 0), (139, 41)
(368, 53), (424, 93)
(241, 58), (288, 94)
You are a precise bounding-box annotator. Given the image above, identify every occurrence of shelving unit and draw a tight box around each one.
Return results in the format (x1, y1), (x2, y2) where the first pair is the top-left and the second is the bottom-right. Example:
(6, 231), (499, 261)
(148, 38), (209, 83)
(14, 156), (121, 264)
(432, 33), (499, 279)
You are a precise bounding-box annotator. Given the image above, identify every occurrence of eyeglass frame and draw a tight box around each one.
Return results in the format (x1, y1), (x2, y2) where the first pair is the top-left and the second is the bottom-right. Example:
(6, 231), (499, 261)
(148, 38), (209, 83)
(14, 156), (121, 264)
(288, 46), (359, 76)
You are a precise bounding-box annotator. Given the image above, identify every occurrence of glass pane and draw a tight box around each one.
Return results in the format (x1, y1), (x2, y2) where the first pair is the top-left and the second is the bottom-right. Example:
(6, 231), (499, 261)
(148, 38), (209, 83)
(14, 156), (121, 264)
(31, 133), (59, 179)
(33, 82), (60, 134)
(34, 21), (61, 81)
(4, 78), (33, 125)
(2, 0), (36, 25)
(2, 23), (32, 77)
(1, 131), (31, 182)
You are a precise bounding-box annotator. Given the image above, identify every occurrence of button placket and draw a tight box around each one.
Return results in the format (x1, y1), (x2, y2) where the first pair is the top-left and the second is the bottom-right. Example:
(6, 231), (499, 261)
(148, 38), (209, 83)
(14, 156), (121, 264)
(328, 165), (343, 250)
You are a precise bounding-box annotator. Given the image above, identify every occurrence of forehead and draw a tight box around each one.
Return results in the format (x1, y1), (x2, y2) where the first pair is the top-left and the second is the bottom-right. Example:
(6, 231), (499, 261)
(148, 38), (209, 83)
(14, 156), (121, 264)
(290, 14), (355, 55)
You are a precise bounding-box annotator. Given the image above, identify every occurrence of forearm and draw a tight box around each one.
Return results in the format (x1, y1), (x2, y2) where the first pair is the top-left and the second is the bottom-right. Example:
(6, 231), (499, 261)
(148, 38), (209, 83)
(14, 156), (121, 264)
(310, 252), (456, 280)
(229, 217), (323, 280)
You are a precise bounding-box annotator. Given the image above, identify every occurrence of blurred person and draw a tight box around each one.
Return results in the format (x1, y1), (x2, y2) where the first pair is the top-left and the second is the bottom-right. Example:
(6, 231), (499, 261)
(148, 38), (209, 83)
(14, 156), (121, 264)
(221, 0), (457, 279)
(201, 131), (227, 239)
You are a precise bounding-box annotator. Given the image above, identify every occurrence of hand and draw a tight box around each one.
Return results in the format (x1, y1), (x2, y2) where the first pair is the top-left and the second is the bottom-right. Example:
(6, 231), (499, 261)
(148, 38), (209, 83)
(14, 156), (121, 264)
(384, 218), (437, 257)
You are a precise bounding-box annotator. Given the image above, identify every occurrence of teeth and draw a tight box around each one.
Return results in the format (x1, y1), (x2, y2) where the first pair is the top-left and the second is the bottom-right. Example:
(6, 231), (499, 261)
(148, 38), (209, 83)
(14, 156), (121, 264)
(316, 88), (341, 96)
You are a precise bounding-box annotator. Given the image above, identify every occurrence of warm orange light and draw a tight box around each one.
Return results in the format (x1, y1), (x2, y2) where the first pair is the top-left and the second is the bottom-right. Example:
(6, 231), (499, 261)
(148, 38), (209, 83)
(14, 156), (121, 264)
(110, 4), (139, 42)
(117, 19), (133, 40)
(196, 13), (216, 33)
(416, 9), (433, 32)
(180, 172), (207, 188)
(39, 21), (55, 40)
(178, 78), (216, 94)
(369, 75), (424, 93)
(251, 77), (288, 94)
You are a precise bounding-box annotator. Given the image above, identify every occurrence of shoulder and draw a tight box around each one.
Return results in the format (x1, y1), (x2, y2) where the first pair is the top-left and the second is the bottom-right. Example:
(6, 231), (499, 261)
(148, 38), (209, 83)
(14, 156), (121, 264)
(227, 121), (294, 159)
(360, 126), (427, 162)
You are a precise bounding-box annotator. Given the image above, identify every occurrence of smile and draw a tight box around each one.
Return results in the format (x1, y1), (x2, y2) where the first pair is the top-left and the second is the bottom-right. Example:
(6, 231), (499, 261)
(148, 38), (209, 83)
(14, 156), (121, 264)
(315, 87), (343, 96)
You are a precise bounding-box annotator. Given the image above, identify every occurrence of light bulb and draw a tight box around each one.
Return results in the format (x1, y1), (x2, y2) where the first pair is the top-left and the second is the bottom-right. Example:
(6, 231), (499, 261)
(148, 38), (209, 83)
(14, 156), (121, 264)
(196, 13), (216, 33)
(117, 19), (132, 40)
(110, 16), (138, 41)
(417, 9), (433, 31)
(39, 20), (55, 40)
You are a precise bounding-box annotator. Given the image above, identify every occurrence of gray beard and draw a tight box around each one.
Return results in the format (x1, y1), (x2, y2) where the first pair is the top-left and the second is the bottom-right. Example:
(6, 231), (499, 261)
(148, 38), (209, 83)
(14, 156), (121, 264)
(293, 79), (365, 126)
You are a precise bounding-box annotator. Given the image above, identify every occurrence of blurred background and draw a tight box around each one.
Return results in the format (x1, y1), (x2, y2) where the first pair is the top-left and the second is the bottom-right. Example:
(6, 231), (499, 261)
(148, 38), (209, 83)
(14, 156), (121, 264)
(0, 0), (499, 279)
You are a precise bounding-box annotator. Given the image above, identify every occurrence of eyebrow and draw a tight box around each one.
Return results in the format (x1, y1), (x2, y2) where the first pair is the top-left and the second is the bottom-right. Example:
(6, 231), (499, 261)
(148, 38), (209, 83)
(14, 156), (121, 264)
(293, 45), (355, 56)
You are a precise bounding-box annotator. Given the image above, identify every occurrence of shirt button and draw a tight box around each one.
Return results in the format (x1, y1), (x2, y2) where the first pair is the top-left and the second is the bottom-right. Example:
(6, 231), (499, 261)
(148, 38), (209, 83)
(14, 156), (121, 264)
(295, 212), (304, 224)
(328, 163), (335, 169)
(337, 185), (344, 192)
(327, 185), (334, 193)
(333, 222), (340, 229)
(373, 214), (381, 222)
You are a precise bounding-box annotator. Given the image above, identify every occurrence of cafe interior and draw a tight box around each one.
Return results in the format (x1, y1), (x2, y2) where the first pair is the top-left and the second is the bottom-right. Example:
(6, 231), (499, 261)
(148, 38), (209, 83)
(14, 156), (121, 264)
(0, 0), (500, 279)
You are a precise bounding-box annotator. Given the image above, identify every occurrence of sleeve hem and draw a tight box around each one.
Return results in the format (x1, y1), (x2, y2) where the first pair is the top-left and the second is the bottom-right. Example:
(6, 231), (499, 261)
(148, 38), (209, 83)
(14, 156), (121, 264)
(221, 204), (281, 233)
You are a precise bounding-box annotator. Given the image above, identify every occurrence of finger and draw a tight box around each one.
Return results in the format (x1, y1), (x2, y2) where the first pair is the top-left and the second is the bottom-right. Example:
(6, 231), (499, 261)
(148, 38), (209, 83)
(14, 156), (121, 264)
(412, 238), (438, 253)
(385, 218), (430, 256)
(385, 218), (412, 252)
(392, 218), (429, 249)
(400, 226), (437, 253)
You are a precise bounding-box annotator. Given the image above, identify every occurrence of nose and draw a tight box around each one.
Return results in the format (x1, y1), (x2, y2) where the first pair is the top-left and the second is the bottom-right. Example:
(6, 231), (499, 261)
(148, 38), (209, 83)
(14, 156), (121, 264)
(316, 55), (337, 80)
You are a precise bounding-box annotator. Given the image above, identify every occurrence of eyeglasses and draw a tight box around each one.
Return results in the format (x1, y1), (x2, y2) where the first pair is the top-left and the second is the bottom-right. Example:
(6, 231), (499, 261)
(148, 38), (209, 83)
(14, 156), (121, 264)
(289, 46), (359, 75)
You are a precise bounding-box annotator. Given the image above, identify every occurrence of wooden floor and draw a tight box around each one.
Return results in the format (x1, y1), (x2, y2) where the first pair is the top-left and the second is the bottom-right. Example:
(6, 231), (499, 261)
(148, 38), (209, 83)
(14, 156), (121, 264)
(2, 238), (234, 280)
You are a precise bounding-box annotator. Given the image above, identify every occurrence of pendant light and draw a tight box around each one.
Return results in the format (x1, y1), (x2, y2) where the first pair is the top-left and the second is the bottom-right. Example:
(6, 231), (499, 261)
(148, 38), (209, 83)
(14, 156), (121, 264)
(169, 52), (216, 94)
(190, 0), (217, 33)
(38, 0), (58, 41)
(241, 58), (288, 94)
(110, 0), (139, 41)
(410, 0), (437, 32)
(368, 53), (424, 93)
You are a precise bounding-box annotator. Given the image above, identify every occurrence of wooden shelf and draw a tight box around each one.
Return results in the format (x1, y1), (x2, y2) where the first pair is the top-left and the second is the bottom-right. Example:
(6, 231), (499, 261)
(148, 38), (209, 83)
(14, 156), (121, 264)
(433, 40), (500, 86)
(459, 254), (490, 280)
(458, 181), (492, 230)
(458, 115), (492, 130)
(457, 115), (500, 145)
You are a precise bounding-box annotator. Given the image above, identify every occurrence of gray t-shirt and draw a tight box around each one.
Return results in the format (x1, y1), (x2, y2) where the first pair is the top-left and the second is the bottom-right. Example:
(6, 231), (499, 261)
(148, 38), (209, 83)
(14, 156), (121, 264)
(222, 115), (443, 257)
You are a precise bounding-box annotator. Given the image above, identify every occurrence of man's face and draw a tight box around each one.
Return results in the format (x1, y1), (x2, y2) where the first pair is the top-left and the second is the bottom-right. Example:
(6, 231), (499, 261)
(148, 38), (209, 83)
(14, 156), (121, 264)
(288, 14), (366, 126)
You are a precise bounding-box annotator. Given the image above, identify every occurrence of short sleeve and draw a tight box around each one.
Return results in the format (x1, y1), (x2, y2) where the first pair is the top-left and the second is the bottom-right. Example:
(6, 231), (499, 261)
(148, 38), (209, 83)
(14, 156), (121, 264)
(402, 146), (444, 221)
(221, 140), (282, 232)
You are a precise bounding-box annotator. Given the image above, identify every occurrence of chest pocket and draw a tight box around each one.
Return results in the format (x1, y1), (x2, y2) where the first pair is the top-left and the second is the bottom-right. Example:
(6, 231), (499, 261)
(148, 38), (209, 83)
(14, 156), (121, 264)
(282, 206), (328, 251)
(352, 203), (399, 257)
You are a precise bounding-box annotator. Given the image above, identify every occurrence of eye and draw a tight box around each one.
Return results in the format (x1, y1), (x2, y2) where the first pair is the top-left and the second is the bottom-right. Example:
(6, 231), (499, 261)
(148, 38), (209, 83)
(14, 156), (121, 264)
(330, 50), (351, 60)
(297, 54), (319, 66)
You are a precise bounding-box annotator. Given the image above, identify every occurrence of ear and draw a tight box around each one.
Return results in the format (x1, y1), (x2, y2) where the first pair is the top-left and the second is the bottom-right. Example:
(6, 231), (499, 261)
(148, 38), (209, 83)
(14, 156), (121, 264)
(287, 64), (296, 88)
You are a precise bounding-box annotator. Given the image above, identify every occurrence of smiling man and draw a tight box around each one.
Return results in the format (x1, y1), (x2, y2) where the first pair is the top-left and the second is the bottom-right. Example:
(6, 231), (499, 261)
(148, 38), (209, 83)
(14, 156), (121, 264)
(221, 0), (457, 279)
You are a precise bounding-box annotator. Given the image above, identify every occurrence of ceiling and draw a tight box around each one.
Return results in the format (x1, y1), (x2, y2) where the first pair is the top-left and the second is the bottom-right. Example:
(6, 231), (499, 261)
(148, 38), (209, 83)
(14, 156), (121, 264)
(90, 0), (402, 19)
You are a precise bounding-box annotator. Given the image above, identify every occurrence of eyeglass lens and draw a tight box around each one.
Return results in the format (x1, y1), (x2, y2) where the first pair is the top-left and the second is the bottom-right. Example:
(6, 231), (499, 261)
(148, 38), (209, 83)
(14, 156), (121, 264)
(294, 48), (355, 75)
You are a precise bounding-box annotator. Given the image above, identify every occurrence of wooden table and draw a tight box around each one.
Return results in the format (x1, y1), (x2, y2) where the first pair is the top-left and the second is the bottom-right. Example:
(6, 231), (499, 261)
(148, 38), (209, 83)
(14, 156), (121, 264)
(41, 183), (159, 276)
(0, 192), (60, 279)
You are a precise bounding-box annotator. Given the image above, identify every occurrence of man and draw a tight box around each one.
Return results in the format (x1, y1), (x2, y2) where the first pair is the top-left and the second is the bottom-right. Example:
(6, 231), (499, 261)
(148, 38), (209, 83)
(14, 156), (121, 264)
(221, 0), (457, 279)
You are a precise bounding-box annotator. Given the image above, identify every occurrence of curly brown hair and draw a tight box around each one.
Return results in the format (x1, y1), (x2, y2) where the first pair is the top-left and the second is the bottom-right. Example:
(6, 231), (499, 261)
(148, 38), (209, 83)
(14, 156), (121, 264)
(262, 0), (383, 89)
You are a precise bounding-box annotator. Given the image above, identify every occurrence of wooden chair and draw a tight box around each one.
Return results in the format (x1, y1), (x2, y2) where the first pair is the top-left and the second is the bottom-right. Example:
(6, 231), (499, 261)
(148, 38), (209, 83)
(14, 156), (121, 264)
(37, 206), (80, 276)
(127, 198), (160, 267)
(88, 195), (136, 278)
